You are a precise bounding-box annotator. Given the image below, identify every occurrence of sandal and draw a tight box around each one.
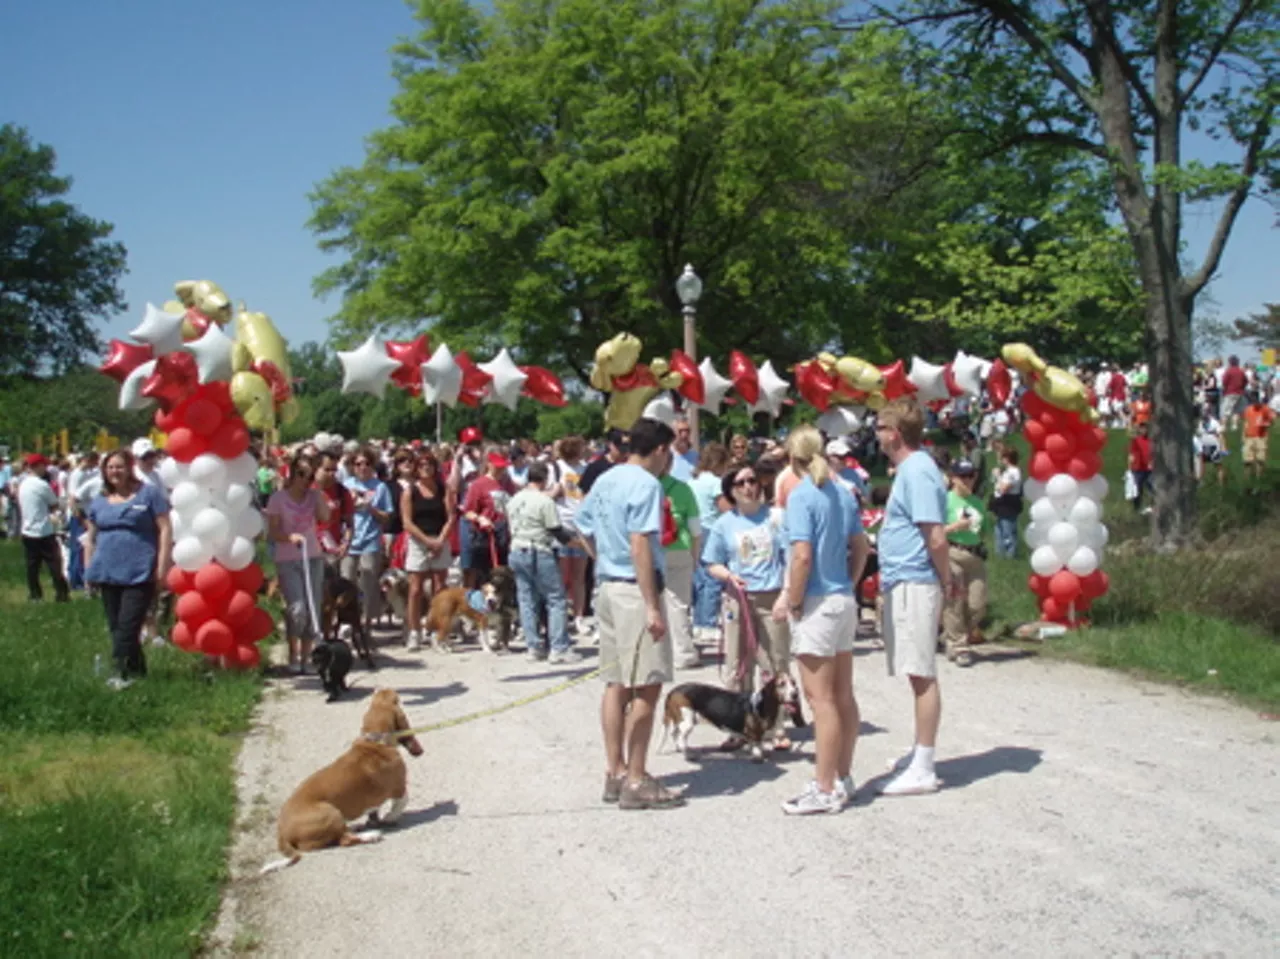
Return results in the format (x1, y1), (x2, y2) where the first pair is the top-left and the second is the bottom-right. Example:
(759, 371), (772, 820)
(772, 736), (793, 752)
(618, 775), (686, 811)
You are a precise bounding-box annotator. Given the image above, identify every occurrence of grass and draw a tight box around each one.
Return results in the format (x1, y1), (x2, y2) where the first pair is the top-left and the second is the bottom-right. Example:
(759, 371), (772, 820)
(0, 541), (264, 958)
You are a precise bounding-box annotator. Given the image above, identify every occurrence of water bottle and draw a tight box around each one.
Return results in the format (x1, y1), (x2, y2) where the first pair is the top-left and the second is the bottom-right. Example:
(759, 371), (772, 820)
(93, 654), (104, 677)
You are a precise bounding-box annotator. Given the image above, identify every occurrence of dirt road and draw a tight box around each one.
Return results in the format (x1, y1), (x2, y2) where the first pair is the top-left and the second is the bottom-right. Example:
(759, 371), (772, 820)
(213, 633), (1279, 957)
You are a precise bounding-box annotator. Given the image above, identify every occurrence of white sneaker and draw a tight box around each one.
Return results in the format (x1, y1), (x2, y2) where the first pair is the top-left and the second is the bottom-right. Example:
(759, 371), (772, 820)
(548, 649), (582, 665)
(879, 765), (941, 796)
(886, 749), (914, 774)
(833, 775), (856, 806)
(406, 632), (422, 652)
(782, 781), (843, 816)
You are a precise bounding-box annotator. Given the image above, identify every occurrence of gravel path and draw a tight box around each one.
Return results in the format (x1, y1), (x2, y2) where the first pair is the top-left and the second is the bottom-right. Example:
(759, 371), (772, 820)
(212, 629), (1279, 958)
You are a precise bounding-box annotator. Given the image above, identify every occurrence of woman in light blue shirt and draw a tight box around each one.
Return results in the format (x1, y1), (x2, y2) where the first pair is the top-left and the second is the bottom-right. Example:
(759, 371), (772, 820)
(689, 442), (731, 639)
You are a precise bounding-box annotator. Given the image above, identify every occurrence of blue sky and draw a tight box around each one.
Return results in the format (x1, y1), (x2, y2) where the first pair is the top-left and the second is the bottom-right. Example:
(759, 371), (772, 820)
(3, 0), (1275, 361)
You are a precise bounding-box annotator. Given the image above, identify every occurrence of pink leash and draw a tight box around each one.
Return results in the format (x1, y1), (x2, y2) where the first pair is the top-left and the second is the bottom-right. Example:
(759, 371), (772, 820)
(721, 580), (761, 687)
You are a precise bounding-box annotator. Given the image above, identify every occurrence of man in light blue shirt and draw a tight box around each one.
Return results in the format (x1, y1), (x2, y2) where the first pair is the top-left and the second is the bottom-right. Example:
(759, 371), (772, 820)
(669, 416), (698, 482)
(575, 417), (684, 811)
(342, 447), (394, 632)
(875, 398), (953, 798)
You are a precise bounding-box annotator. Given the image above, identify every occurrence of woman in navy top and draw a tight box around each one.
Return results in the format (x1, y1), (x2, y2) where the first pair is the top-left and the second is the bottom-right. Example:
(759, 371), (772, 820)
(84, 449), (172, 688)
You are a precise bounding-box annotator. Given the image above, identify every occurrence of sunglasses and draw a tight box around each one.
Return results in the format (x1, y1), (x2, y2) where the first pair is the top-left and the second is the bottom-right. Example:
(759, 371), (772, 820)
(733, 475), (758, 487)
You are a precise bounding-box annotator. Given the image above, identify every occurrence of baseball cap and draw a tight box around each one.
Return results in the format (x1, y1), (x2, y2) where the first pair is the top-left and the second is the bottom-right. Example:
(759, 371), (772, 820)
(487, 452), (510, 469)
(951, 458), (977, 476)
(131, 438), (157, 459)
(606, 428), (630, 451)
(459, 426), (483, 446)
(825, 438), (852, 458)
(24, 453), (48, 468)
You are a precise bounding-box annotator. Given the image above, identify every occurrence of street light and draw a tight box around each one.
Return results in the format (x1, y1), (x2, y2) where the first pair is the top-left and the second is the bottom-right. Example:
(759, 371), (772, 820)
(676, 263), (703, 451)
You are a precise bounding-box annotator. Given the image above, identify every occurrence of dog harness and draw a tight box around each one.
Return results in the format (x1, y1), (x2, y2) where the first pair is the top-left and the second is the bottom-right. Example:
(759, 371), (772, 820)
(467, 589), (488, 614)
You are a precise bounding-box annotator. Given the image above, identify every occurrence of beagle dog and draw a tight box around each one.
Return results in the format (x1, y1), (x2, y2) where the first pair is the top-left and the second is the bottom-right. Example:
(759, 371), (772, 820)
(663, 674), (806, 762)
(260, 689), (423, 874)
(424, 586), (493, 652)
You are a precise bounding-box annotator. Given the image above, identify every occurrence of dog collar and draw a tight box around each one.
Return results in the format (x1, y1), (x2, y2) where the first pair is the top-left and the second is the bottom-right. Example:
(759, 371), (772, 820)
(361, 732), (398, 746)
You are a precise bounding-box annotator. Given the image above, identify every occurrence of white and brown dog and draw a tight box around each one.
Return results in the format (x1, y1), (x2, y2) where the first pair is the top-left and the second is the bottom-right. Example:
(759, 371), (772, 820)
(260, 689), (423, 873)
(663, 674), (806, 762)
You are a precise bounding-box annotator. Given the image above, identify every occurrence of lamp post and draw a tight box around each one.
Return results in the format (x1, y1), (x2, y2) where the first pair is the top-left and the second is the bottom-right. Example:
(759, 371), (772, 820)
(675, 263), (703, 452)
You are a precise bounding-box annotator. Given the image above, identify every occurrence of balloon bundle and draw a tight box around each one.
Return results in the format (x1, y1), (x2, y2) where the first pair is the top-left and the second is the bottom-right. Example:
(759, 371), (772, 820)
(337, 335), (567, 409)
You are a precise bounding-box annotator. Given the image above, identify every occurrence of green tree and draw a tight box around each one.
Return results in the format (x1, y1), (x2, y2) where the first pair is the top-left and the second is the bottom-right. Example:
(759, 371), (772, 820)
(0, 367), (151, 451)
(1233, 302), (1280, 352)
(0, 125), (128, 378)
(288, 341), (344, 396)
(869, 0), (1279, 548)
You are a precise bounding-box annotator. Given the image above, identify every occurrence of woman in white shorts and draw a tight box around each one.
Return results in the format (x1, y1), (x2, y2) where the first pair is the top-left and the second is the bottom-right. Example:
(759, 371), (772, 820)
(400, 452), (456, 651)
(776, 426), (870, 815)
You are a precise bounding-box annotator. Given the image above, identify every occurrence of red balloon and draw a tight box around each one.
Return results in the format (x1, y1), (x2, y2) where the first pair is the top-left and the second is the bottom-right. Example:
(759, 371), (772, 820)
(1091, 426), (1109, 451)
(194, 563), (234, 602)
(1023, 420), (1048, 448)
(224, 590), (258, 629)
(209, 421), (250, 459)
(1044, 432), (1077, 460)
(222, 642), (261, 671)
(668, 350), (704, 405)
(231, 563), (264, 595)
(196, 619), (235, 657)
(454, 351), (492, 407)
(986, 358), (1012, 407)
(879, 360), (916, 400)
(181, 307), (212, 340)
(1068, 451), (1102, 481)
(203, 380), (235, 412)
(795, 360), (838, 411)
(519, 366), (567, 407)
(942, 363), (965, 398)
(1040, 596), (1069, 623)
(140, 352), (199, 411)
(171, 621), (197, 652)
(176, 590), (217, 629)
(99, 339), (155, 384)
(385, 334), (430, 397)
(166, 565), (195, 594)
(154, 407), (182, 433)
(1028, 573), (1050, 598)
(1021, 391), (1049, 419)
(183, 398), (222, 436)
(1048, 570), (1082, 604)
(164, 427), (207, 463)
(1038, 408), (1066, 432)
(727, 351), (759, 404)
(1029, 451), (1056, 482)
(243, 607), (275, 643)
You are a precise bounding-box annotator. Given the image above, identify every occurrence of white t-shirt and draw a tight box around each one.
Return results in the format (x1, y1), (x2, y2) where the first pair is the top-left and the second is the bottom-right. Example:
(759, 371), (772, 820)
(1197, 417), (1224, 452)
(18, 474), (58, 538)
(995, 465), (1022, 497)
(554, 458), (587, 529)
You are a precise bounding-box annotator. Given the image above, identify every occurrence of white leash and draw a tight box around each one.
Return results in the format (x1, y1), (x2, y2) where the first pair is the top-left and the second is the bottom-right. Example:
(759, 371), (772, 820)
(298, 536), (323, 638)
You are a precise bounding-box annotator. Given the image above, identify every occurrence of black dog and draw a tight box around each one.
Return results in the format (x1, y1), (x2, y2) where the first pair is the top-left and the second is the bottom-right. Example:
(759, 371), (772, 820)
(310, 633), (354, 702)
(483, 565), (519, 651)
(322, 566), (375, 668)
(662, 675), (806, 762)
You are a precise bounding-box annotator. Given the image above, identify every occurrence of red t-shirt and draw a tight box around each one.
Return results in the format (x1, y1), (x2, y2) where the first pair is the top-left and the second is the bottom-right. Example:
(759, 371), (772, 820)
(1222, 366), (1247, 396)
(1128, 436), (1152, 472)
(316, 482), (353, 555)
(462, 475), (514, 525)
(1108, 374), (1127, 401)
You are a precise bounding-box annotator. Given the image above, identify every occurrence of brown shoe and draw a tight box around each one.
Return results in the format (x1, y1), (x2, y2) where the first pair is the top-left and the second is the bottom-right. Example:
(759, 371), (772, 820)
(618, 775), (686, 810)
(602, 774), (624, 804)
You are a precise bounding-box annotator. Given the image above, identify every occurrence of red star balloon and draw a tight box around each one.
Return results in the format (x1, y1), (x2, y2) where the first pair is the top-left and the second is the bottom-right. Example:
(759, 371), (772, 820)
(99, 339), (155, 384)
(728, 350), (760, 405)
(795, 360), (838, 411)
(454, 351), (493, 408)
(520, 366), (567, 406)
(384, 334), (430, 397)
(986, 358), (1012, 407)
(141, 351), (199, 411)
(879, 359), (916, 400)
(668, 350), (704, 405)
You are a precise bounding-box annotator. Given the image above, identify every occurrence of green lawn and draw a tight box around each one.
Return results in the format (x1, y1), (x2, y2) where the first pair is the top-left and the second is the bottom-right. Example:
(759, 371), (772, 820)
(0, 541), (264, 958)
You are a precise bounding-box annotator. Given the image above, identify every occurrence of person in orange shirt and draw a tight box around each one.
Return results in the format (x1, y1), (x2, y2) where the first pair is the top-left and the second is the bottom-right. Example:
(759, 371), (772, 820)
(1242, 392), (1276, 481)
(1131, 389), (1153, 432)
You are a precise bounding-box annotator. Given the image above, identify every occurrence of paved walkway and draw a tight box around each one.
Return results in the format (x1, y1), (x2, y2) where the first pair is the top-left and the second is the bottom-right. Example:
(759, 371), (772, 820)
(213, 629), (1280, 958)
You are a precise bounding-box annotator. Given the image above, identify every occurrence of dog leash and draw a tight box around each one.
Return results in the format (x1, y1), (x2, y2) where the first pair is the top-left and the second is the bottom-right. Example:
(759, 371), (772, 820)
(721, 580), (764, 686)
(297, 536), (325, 640)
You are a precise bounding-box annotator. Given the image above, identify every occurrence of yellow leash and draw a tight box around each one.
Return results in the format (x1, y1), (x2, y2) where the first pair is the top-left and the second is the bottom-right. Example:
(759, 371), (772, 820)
(392, 666), (600, 739)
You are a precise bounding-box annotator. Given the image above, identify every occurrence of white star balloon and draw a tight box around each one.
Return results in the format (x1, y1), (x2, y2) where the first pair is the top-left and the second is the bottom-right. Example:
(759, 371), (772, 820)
(696, 357), (733, 415)
(183, 322), (236, 383)
(908, 356), (950, 402)
(817, 406), (863, 437)
(129, 302), (187, 356)
(950, 350), (985, 396)
(641, 394), (678, 426)
(119, 359), (157, 410)
(421, 343), (462, 407)
(337, 335), (401, 397)
(750, 360), (790, 418)
(477, 348), (528, 411)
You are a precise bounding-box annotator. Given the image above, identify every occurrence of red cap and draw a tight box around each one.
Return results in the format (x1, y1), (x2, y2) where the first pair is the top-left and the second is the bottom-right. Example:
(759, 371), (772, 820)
(24, 453), (48, 468)
(487, 452), (510, 469)
(459, 426), (483, 445)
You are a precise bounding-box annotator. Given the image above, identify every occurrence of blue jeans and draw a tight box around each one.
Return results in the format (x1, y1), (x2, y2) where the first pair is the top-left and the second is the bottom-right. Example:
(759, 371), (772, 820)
(510, 547), (570, 652)
(67, 514), (86, 590)
(692, 562), (723, 630)
(995, 517), (1018, 559)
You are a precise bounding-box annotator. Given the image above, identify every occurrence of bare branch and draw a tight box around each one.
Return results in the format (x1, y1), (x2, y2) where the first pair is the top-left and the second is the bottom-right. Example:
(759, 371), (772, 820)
(1182, 107), (1274, 297)
(975, 0), (1101, 115)
(1180, 0), (1257, 107)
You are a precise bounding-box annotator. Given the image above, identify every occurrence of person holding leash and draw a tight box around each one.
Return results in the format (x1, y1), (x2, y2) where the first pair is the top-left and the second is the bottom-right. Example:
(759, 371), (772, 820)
(575, 417), (683, 811)
(875, 397), (952, 797)
(266, 455), (329, 674)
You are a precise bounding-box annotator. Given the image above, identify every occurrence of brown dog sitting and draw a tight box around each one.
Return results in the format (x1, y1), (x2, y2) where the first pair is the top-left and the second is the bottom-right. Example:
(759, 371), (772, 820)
(424, 587), (492, 652)
(260, 689), (423, 874)
(323, 565), (374, 667)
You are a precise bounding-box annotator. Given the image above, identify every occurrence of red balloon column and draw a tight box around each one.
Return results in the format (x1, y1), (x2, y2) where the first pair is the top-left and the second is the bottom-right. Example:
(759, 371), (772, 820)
(1019, 391), (1111, 626)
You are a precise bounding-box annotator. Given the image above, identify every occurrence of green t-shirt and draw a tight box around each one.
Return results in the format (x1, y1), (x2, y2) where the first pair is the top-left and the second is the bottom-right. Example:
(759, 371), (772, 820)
(256, 466), (275, 496)
(946, 489), (987, 547)
(660, 475), (699, 553)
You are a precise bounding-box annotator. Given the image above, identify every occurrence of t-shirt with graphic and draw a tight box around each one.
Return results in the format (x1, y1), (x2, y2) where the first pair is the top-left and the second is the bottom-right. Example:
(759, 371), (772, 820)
(878, 449), (947, 589)
(85, 483), (170, 586)
(265, 488), (322, 563)
(659, 474), (701, 553)
(702, 507), (786, 593)
(575, 463), (665, 581)
(946, 489), (987, 547)
(1243, 404), (1275, 439)
(344, 475), (393, 555)
(554, 458), (588, 529)
(784, 475), (864, 598)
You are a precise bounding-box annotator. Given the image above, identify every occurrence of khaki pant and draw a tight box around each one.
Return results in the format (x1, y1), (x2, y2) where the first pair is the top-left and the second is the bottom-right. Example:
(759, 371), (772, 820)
(597, 581), (673, 687)
(723, 588), (791, 693)
(662, 549), (697, 664)
(942, 546), (987, 648)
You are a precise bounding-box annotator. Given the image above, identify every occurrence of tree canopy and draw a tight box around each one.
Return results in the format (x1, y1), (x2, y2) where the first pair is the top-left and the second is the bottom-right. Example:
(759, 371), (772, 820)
(1233, 302), (1280, 352)
(0, 124), (128, 379)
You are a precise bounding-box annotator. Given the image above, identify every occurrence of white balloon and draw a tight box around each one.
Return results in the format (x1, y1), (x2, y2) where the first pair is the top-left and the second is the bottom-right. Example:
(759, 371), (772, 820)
(225, 454), (257, 487)
(1068, 497), (1100, 527)
(182, 322), (236, 383)
(1048, 521), (1079, 559)
(170, 481), (210, 514)
(907, 356), (949, 402)
(234, 508), (264, 540)
(129, 302), (186, 356)
(1030, 545), (1064, 576)
(216, 536), (256, 571)
(314, 431), (333, 451)
(817, 406), (863, 437)
(1066, 545), (1099, 576)
(478, 348), (528, 411)
(421, 343), (463, 407)
(641, 394), (678, 426)
(171, 512), (190, 542)
(173, 535), (214, 572)
(1023, 478), (1046, 502)
(1024, 521), (1050, 549)
(1046, 473), (1079, 504)
(118, 360), (157, 412)
(750, 360), (790, 418)
(191, 506), (232, 550)
(223, 482), (253, 514)
(696, 357), (734, 415)
(338, 335), (401, 398)
(1029, 498), (1059, 525)
(1086, 523), (1110, 550)
(1079, 473), (1110, 503)
(951, 351), (985, 396)
(189, 454), (228, 491)
(157, 456), (187, 489)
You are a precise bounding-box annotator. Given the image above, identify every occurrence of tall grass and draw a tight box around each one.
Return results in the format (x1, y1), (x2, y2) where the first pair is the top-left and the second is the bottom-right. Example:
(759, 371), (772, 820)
(0, 541), (262, 958)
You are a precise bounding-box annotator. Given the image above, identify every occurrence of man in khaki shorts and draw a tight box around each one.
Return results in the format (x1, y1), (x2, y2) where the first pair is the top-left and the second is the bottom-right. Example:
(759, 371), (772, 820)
(874, 399), (955, 796)
(575, 418), (684, 811)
